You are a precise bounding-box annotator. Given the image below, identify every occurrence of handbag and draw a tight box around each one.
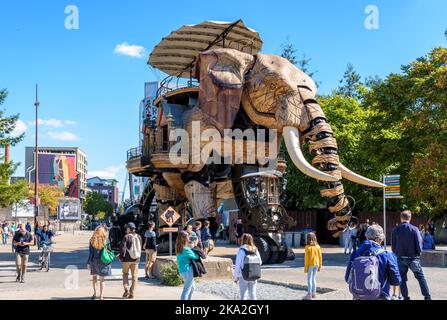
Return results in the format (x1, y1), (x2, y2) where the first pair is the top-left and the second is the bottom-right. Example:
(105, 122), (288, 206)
(100, 240), (116, 265)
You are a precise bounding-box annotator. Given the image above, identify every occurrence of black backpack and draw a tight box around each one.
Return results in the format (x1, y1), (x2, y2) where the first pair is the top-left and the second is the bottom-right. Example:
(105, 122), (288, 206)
(241, 248), (261, 281)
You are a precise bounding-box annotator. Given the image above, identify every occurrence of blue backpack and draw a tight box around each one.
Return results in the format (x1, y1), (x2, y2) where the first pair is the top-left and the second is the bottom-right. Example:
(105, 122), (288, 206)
(348, 248), (385, 300)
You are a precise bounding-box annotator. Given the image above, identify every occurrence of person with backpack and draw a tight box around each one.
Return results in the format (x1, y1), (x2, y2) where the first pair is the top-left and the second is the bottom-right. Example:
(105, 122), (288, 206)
(233, 233), (262, 300)
(176, 231), (199, 300)
(119, 222), (142, 299)
(303, 233), (323, 300)
(345, 224), (401, 300)
(87, 226), (112, 300)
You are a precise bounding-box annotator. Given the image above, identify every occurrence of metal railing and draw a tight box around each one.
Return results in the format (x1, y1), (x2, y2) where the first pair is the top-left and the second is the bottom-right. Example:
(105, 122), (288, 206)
(127, 147), (142, 161)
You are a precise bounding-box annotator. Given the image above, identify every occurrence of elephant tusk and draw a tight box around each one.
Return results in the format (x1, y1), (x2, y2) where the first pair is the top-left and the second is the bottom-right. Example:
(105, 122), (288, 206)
(283, 127), (338, 182)
(338, 163), (386, 188)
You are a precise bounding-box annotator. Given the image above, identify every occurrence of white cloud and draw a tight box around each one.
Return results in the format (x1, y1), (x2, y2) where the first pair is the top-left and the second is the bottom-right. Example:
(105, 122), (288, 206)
(11, 119), (28, 137)
(47, 131), (80, 141)
(114, 42), (147, 58)
(28, 118), (77, 128)
(88, 166), (122, 179)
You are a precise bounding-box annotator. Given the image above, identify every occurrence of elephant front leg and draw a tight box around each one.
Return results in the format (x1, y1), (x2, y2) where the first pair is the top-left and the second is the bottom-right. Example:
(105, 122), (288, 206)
(184, 180), (217, 220)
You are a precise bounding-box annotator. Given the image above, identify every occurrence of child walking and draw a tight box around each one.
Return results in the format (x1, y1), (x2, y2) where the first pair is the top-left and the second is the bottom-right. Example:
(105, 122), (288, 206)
(303, 232), (322, 300)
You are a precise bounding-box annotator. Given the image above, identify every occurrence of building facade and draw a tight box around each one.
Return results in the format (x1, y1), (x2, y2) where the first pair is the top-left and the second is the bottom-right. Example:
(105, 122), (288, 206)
(25, 147), (88, 202)
(86, 176), (119, 210)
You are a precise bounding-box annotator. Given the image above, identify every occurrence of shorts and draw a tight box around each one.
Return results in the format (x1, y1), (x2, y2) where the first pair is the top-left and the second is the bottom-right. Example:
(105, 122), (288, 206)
(202, 240), (211, 249)
(145, 249), (157, 263)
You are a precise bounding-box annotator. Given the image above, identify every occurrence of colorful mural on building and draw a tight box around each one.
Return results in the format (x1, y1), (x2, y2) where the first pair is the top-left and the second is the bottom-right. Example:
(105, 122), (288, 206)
(37, 154), (79, 198)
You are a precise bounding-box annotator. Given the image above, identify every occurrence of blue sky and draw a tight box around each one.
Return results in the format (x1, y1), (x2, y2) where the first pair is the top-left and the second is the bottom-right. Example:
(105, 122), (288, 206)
(0, 0), (446, 199)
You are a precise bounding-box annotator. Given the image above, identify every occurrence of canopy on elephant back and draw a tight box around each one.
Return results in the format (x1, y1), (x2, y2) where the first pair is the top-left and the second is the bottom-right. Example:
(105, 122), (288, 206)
(148, 19), (263, 78)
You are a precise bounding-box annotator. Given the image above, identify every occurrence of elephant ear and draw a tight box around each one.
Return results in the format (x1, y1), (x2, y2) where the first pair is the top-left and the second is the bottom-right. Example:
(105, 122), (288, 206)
(195, 48), (254, 132)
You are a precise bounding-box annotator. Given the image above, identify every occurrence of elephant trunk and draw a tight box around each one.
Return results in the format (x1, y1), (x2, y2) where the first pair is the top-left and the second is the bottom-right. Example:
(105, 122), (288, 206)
(282, 92), (352, 238)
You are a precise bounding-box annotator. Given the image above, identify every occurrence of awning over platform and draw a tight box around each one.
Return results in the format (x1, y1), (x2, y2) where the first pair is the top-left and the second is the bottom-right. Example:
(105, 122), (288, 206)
(148, 20), (263, 78)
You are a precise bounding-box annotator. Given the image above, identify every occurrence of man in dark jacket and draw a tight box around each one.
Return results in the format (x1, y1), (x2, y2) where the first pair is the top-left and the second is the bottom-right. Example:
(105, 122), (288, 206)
(119, 222), (142, 299)
(345, 224), (401, 299)
(391, 210), (431, 300)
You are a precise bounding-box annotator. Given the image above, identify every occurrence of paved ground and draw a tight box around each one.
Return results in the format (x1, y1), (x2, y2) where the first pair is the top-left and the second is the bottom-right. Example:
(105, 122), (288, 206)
(0, 232), (445, 300)
(0, 232), (219, 300)
(211, 241), (447, 300)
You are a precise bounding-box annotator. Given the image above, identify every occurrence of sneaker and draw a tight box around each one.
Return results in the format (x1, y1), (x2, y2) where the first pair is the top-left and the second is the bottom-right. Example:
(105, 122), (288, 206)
(16, 276), (20, 282)
(398, 296), (404, 300)
(302, 293), (312, 300)
(128, 294), (134, 299)
(391, 294), (398, 300)
(122, 291), (129, 298)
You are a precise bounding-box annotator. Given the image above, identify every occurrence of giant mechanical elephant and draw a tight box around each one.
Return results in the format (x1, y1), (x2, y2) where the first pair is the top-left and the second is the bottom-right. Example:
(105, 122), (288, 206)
(152, 48), (385, 240)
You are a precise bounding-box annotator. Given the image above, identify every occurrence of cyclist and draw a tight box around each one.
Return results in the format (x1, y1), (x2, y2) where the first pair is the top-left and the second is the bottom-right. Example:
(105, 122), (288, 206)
(38, 225), (54, 267)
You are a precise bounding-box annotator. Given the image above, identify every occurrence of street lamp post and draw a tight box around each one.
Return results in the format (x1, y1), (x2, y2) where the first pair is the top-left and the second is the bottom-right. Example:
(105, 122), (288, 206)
(34, 84), (40, 229)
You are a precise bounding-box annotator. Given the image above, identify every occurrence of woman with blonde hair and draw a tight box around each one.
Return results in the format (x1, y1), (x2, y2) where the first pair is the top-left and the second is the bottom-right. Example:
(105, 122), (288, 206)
(87, 226), (112, 300)
(233, 233), (262, 300)
(176, 231), (199, 300)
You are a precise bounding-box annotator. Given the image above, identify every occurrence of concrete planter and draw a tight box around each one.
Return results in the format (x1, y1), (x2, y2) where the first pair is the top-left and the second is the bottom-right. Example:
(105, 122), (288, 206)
(153, 256), (234, 281)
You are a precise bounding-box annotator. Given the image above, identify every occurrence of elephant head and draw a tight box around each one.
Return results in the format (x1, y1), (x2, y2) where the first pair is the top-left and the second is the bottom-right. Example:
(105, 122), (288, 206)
(194, 48), (385, 237)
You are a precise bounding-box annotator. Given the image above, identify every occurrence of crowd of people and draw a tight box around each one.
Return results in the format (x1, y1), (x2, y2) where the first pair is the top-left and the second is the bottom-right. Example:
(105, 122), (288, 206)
(1, 220), (55, 283)
(3, 209), (438, 301)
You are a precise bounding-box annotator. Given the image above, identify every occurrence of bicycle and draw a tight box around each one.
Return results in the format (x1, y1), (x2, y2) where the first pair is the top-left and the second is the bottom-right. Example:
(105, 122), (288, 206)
(39, 241), (54, 272)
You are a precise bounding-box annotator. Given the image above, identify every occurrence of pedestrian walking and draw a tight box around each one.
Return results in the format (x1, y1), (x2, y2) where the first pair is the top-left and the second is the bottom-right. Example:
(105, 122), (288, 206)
(392, 210), (431, 300)
(357, 223), (367, 247)
(426, 218), (435, 236)
(192, 221), (202, 249)
(303, 233), (322, 300)
(343, 222), (357, 254)
(12, 224), (34, 283)
(34, 222), (43, 250)
(183, 224), (197, 241)
(419, 224), (426, 238)
(201, 220), (212, 255)
(233, 233), (262, 300)
(176, 231), (199, 300)
(87, 226), (111, 300)
(422, 232), (435, 250)
(346, 224), (401, 300)
(143, 221), (157, 279)
(119, 222), (142, 299)
(3, 223), (10, 244)
(234, 219), (243, 245)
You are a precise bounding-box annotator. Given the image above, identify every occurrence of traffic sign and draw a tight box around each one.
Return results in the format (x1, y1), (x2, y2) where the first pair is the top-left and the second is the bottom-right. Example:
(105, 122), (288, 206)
(160, 206), (180, 227)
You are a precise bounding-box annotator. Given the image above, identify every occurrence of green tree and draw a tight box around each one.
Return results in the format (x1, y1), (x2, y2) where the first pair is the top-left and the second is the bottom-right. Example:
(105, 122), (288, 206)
(362, 47), (447, 216)
(283, 93), (383, 212)
(336, 63), (362, 99)
(280, 39), (297, 65)
(280, 40), (317, 78)
(0, 89), (28, 208)
(29, 184), (64, 212)
(83, 192), (113, 217)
